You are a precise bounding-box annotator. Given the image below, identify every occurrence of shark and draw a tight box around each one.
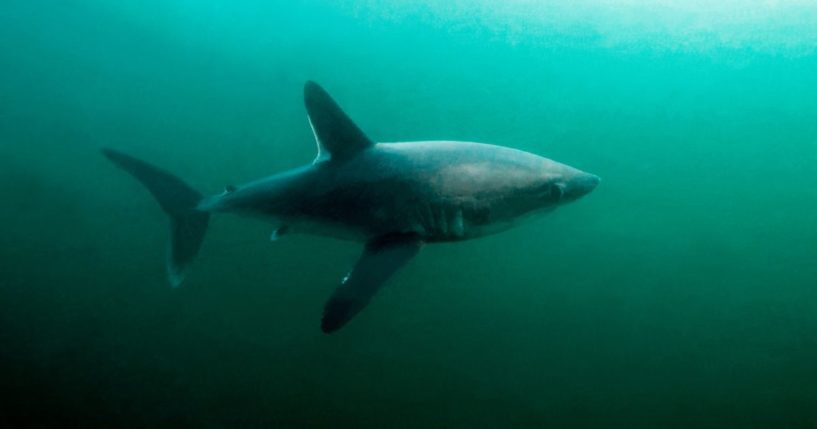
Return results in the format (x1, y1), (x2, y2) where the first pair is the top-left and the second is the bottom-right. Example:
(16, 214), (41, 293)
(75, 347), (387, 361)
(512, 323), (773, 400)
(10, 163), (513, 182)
(102, 81), (600, 333)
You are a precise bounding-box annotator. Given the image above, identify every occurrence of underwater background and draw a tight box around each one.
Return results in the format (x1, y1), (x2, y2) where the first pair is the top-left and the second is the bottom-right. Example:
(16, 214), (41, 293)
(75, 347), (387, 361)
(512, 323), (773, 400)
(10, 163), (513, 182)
(2, 0), (817, 427)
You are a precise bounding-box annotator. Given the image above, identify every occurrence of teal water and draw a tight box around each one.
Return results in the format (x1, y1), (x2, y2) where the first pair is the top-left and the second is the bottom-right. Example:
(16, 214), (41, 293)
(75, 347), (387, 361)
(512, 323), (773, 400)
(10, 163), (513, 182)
(2, 1), (817, 427)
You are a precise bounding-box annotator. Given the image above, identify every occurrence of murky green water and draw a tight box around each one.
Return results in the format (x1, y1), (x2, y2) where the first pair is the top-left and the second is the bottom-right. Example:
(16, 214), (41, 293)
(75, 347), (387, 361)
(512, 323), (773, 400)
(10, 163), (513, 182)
(2, 1), (816, 427)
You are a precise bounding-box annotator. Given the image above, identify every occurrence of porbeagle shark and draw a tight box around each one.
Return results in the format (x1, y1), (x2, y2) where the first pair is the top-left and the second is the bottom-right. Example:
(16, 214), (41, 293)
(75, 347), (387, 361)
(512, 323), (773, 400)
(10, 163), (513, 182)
(102, 81), (599, 333)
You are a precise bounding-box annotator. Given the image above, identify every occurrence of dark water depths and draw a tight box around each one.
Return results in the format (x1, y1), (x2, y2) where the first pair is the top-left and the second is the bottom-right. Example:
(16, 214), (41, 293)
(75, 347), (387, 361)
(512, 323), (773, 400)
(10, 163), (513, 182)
(2, 1), (816, 427)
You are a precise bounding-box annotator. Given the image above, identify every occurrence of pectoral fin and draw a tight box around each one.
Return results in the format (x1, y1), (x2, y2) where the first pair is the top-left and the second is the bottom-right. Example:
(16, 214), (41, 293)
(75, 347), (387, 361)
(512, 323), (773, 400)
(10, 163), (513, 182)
(321, 234), (422, 333)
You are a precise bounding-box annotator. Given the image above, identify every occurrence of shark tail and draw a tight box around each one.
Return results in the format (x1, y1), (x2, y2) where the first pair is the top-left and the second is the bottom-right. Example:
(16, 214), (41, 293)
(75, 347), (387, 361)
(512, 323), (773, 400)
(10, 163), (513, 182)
(101, 148), (210, 287)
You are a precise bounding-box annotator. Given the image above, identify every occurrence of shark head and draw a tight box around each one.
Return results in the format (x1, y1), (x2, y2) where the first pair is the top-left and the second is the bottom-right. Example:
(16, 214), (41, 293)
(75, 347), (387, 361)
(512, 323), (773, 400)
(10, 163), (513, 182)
(521, 157), (600, 211)
(549, 164), (601, 204)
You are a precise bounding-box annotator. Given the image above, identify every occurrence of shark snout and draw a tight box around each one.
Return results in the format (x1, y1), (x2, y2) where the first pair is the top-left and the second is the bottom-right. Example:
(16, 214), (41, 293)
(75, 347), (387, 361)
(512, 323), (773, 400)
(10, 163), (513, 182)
(563, 172), (600, 201)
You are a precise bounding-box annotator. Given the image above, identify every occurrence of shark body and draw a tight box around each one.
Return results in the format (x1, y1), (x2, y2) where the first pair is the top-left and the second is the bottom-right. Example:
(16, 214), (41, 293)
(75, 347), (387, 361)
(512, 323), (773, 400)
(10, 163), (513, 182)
(103, 81), (599, 333)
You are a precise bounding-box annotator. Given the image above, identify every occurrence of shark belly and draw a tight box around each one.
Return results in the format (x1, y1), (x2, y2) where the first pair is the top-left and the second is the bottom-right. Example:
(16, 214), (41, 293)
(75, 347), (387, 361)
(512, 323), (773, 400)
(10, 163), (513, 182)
(289, 188), (514, 243)
(288, 202), (476, 243)
(409, 199), (524, 242)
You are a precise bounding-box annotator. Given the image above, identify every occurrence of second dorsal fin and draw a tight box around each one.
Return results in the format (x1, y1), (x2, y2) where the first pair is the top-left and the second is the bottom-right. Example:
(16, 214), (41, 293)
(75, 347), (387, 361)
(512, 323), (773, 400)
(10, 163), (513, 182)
(304, 81), (373, 163)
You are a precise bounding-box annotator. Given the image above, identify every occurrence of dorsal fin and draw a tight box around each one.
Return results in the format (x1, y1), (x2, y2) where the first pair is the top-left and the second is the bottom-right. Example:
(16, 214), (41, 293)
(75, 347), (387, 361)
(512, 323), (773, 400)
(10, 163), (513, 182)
(304, 81), (373, 163)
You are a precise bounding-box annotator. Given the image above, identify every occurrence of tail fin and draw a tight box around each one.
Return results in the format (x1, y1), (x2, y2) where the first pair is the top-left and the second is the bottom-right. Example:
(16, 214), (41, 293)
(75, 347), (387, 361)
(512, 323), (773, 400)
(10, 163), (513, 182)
(101, 148), (210, 287)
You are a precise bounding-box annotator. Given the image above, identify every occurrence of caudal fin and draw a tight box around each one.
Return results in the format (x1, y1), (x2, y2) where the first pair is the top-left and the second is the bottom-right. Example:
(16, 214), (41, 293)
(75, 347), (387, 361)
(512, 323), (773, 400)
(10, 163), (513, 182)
(101, 148), (210, 287)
